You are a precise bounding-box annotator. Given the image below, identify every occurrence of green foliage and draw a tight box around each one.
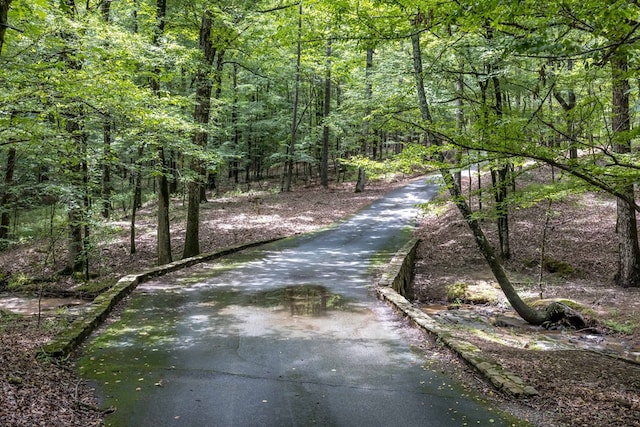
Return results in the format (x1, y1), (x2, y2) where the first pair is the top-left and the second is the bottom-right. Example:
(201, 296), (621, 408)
(7, 273), (31, 291)
(603, 319), (637, 335)
(1, 0), (639, 288)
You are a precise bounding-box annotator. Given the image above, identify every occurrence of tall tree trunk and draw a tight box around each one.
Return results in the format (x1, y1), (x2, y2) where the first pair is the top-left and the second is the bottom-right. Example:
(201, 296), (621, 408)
(229, 63), (240, 184)
(283, 3), (302, 192)
(184, 9), (216, 259)
(60, 0), (88, 275)
(0, 7), (13, 244)
(101, 119), (112, 219)
(362, 47), (374, 155)
(130, 146), (144, 255)
(0, 146), (15, 244)
(153, 0), (172, 265)
(320, 37), (332, 188)
(491, 70), (511, 260)
(454, 58), (464, 189)
(0, 0), (11, 55)
(65, 115), (87, 275)
(410, 29), (433, 146)
(612, 50), (640, 287)
(156, 148), (172, 265)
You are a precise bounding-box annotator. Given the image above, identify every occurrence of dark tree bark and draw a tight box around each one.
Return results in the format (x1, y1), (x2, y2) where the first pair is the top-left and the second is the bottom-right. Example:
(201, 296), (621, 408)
(362, 47), (374, 154)
(0, 146), (15, 244)
(0, 3), (13, 244)
(229, 63), (240, 184)
(0, 0), (11, 55)
(552, 60), (577, 159)
(283, 3), (302, 192)
(130, 145), (144, 255)
(320, 37), (332, 188)
(490, 59), (511, 260)
(152, 0), (172, 265)
(611, 50), (640, 288)
(184, 9), (216, 259)
(60, 0), (88, 275)
(101, 119), (112, 219)
(100, 0), (111, 22)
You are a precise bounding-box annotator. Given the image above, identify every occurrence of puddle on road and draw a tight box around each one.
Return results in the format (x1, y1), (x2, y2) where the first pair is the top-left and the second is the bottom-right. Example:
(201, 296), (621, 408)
(249, 285), (348, 317)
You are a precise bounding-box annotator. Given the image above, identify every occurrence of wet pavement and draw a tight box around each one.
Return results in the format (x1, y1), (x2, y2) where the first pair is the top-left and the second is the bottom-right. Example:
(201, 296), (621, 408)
(78, 178), (523, 426)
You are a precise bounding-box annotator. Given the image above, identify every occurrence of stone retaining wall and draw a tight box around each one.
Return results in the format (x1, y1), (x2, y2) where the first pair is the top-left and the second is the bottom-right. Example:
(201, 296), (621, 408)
(39, 238), (282, 359)
(376, 240), (538, 398)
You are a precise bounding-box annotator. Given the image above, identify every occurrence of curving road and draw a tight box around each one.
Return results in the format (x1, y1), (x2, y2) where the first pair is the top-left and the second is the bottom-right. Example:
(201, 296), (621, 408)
(79, 178), (520, 426)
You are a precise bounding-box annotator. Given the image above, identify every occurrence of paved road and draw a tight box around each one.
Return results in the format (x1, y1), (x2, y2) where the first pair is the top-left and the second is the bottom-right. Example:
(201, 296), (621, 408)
(79, 179), (519, 426)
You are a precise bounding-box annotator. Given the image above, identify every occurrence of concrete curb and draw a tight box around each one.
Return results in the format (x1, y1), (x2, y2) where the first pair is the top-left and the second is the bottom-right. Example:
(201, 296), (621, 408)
(38, 237), (283, 359)
(375, 239), (539, 398)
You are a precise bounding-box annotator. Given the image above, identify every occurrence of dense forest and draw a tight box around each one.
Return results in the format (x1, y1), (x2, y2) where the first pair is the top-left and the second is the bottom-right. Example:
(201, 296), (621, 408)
(1, 0), (639, 299)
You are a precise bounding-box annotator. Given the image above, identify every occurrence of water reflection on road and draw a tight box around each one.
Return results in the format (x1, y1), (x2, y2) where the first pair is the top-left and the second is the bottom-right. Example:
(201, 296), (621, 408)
(79, 178), (522, 427)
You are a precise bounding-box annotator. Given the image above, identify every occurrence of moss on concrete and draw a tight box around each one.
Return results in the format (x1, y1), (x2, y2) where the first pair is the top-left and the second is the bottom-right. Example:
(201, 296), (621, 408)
(38, 238), (283, 359)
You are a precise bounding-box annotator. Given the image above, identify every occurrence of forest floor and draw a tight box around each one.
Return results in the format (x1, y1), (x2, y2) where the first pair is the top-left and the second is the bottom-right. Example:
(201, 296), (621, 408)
(411, 166), (640, 427)
(0, 171), (639, 426)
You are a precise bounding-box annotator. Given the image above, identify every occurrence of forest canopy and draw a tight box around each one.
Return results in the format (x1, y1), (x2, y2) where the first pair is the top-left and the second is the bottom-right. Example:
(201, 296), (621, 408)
(1, 1), (639, 299)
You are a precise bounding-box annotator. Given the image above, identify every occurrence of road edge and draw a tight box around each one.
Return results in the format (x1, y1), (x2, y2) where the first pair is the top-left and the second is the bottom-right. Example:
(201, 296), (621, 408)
(375, 238), (539, 398)
(38, 237), (283, 359)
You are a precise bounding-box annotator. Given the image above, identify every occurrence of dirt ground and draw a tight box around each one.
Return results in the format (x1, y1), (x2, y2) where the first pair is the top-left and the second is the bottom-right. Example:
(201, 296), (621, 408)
(411, 167), (640, 427)
(1, 173), (639, 426)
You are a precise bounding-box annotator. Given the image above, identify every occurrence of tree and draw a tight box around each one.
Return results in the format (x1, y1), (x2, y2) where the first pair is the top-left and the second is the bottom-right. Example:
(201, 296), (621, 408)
(184, 7), (216, 259)
(152, 0), (172, 265)
(320, 36), (332, 189)
(0, 0), (13, 245)
(283, 2), (303, 192)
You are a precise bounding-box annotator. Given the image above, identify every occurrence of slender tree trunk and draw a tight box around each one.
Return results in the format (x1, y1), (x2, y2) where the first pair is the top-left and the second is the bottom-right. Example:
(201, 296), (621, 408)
(65, 116), (87, 274)
(153, 0), (172, 265)
(491, 74), (511, 260)
(101, 119), (112, 219)
(229, 63), (240, 184)
(454, 59), (464, 188)
(411, 30), (432, 143)
(442, 172), (547, 325)
(0, 0), (13, 244)
(320, 37), (332, 188)
(411, 13), (546, 325)
(0, 0), (11, 55)
(0, 147), (16, 243)
(283, 3), (302, 192)
(130, 146), (144, 254)
(60, 0), (88, 275)
(612, 50), (640, 287)
(156, 148), (172, 265)
(184, 9), (216, 259)
(553, 59), (577, 159)
(362, 48), (374, 155)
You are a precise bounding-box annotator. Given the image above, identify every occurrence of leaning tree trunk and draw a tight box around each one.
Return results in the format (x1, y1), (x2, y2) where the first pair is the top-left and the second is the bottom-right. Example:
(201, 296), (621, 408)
(411, 12), (559, 326)
(442, 172), (548, 324)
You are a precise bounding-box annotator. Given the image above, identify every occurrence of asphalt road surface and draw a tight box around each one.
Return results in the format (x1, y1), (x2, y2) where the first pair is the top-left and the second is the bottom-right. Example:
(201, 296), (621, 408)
(79, 178), (521, 426)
